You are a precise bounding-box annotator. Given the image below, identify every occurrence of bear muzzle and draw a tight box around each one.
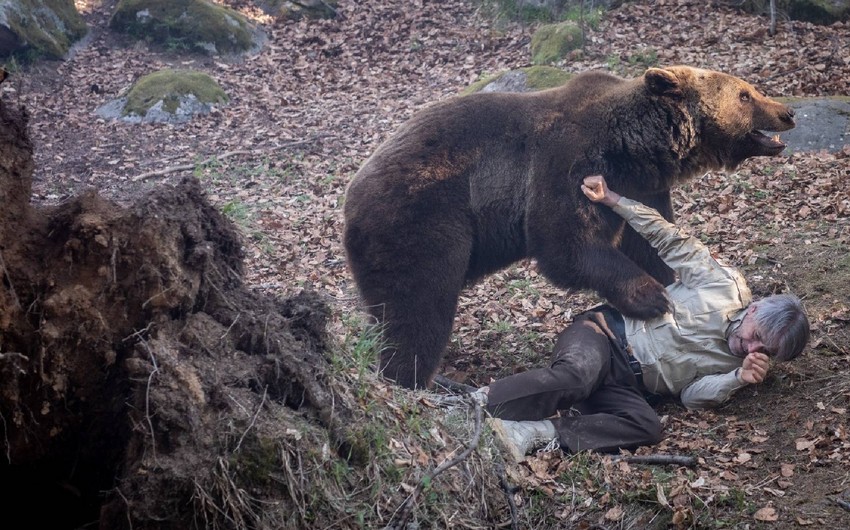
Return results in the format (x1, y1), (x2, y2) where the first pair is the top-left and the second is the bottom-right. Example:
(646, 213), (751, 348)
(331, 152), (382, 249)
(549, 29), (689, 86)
(748, 105), (795, 156)
(746, 130), (787, 156)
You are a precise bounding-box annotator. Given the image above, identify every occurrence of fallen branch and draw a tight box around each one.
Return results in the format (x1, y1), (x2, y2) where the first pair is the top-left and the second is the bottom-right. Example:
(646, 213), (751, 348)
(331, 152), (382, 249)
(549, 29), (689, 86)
(832, 497), (850, 512)
(610, 454), (697, 467)
(433, 374), (477, 394)
(386, 397), (485, 530)
(131, 135), (331, 182)
(494, 461), (519, 530)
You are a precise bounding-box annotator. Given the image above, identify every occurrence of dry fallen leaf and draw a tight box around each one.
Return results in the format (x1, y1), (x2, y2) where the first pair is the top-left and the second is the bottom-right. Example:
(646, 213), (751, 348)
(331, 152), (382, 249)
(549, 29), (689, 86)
(735, 452), (752, 464)
(796, 438), (816, 451)
(604, 506), (623, 521)
(754, 506), (778, 521)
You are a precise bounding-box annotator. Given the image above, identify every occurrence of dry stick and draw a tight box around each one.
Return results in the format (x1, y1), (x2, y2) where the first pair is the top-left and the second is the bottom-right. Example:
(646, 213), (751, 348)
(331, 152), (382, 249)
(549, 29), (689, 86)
(0, 250), (21, 309)
(610, 454), (697, 467)
(131, 136), (331, 182)
(433, 374), (477, 394)
(832, 497), (850, 512)
(233, 385), (268, 453)
(769, 0), (777, 36)
(388, 399), (485, 530)
(139, 340), (161, 465)
(494, 461), (519, 530)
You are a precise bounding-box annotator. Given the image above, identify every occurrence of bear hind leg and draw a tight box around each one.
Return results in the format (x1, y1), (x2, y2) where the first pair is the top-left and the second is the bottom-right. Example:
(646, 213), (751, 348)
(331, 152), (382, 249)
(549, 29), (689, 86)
(372, 276), (464, 389)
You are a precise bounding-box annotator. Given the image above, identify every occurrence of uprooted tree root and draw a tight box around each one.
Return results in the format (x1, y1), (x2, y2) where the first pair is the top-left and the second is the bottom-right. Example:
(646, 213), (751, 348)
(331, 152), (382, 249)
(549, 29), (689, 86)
(0, 99), (509, 529)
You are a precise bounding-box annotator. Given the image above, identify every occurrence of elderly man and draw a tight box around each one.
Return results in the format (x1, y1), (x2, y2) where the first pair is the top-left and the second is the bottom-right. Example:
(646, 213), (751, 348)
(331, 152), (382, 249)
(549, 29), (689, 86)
(477, 175), (809, 462)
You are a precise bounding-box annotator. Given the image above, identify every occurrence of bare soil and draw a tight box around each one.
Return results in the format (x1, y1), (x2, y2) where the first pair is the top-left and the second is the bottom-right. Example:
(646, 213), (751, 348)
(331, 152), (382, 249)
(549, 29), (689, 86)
(1, 1), (848, 529)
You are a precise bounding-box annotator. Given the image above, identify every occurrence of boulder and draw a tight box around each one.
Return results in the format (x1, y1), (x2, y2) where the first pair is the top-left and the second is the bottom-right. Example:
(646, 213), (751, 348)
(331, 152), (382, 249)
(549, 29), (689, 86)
(258, 0), (339, 20)
(782, 97), (850, 152)
(0, 0), (87, 60)
(530, 21), (583, 65)
(739, 0), (850, 25)
(463, 65), (573, 94)
(96, 69), (228, 124)
(109, 0), (264, 56)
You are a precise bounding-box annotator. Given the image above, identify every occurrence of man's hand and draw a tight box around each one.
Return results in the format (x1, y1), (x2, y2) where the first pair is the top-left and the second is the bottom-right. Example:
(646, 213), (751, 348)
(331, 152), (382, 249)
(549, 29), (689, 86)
(581, 175), (622, 207)
(739, 352), (770, 384)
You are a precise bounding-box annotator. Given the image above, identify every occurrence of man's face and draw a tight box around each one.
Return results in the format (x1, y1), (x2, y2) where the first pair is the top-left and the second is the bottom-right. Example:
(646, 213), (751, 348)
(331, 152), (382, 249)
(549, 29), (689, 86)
(728, 304), (770, 357)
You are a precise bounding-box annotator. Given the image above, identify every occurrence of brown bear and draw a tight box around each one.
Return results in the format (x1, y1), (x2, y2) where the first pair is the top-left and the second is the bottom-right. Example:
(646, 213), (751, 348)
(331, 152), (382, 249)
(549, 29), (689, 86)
(343, 65), (795, 389)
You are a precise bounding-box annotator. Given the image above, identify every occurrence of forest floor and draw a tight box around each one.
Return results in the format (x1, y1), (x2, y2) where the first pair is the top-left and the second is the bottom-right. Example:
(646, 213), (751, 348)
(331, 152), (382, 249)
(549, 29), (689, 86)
(5, 0), (850, 528)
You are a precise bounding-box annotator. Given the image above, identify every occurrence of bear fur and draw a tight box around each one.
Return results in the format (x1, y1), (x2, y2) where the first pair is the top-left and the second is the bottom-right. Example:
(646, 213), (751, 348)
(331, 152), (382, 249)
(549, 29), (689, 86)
(343, 65), (795, 389)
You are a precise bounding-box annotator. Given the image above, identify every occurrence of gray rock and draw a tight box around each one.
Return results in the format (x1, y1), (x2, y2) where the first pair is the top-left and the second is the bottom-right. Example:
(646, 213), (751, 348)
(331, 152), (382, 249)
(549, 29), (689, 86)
(95, 95), (220, 125)
(783, 98), (850, 153)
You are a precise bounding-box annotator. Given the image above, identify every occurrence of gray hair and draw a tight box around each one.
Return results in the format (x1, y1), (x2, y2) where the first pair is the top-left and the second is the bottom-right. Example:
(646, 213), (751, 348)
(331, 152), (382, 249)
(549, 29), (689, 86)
(753, 293), (810, 362)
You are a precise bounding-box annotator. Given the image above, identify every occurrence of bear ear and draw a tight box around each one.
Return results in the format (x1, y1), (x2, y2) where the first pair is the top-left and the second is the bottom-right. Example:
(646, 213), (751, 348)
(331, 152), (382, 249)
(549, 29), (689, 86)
(645, 68), (683, 98)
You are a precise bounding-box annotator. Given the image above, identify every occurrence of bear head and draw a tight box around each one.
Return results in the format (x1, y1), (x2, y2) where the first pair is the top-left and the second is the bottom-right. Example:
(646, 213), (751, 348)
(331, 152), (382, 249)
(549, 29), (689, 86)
(645, 66), (795, 172)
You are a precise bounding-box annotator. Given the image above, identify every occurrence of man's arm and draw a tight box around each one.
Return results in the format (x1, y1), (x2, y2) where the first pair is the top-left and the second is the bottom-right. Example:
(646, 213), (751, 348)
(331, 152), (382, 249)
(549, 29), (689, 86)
(679, 352), (770, 409)
(581, 176), (730, 288)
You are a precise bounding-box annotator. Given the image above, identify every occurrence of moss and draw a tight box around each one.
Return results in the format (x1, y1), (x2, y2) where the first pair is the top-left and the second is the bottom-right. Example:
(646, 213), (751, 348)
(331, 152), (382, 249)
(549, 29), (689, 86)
(110, 0), (258, 55)
(1, 0), (87, 60)
(530, 21), (583, 65)
(230, 436), (279, 487)
(463, 66), (573, 95)
(124, 69), (228, 116)
(523, 65), (573, 90)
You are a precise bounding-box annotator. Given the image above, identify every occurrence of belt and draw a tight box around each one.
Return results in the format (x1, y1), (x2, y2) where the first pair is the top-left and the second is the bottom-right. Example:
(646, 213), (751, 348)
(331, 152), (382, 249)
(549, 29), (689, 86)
(590, 304), (645, 386)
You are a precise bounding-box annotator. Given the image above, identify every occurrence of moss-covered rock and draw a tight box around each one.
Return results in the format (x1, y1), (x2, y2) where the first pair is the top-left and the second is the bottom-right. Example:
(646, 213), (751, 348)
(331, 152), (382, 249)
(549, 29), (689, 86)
(463, 66), (573, 95)
(0, 0), (87, 60)
(96, 69), (228, 124)
(258, 0), (339, 20)
(530, 21), (583, 65)
(109, 0), (264, 55)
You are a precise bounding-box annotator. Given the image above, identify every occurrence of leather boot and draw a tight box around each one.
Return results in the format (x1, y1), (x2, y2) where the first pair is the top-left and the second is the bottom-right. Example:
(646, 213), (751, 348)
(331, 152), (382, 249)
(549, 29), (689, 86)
(488, 418), (557, 462)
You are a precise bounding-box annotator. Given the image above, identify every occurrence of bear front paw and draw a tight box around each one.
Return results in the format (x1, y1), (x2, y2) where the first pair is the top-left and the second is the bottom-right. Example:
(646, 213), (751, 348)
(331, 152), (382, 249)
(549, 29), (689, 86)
(612, 279), (670, 320)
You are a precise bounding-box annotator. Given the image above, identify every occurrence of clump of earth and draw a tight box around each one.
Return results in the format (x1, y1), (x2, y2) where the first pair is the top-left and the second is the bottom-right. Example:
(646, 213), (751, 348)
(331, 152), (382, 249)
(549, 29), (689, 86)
(0, 98), (364, 529)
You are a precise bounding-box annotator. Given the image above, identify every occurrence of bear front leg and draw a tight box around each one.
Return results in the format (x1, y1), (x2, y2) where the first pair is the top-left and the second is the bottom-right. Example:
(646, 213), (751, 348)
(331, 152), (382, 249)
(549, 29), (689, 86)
(536, 242), (671, 320)
(618, 225), (675, 287)
(619, 190), (675, 286)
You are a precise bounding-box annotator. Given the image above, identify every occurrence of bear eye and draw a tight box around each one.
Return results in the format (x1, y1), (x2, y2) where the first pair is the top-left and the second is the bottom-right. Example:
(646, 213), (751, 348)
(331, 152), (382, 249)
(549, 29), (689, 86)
(739, 91), (751, 102)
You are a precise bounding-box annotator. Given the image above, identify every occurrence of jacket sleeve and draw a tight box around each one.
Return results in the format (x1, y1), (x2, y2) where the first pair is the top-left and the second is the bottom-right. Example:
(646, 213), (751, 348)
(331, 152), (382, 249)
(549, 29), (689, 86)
(611, 198), (732, 288)
(679, 371), (747, 409)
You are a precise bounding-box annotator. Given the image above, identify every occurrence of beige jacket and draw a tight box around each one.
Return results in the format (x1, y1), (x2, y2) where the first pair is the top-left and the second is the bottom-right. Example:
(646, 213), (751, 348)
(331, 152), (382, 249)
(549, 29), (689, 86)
(613, 198), (751, 409)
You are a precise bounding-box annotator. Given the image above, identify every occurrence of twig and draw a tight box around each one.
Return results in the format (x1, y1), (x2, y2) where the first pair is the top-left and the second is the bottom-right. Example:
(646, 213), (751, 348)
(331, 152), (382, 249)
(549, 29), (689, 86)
(433, 374), (477, 394)
(610, 454), (697, 467)
(221, 313), (241, 341)
(233, 386), (267, 453)
(832, 497), (850, 512)
(131, 135), (331, 182)
(0, 410), (9, 464)
(0, 250), (21, 309)
(0, 351), (28, 362)
(114, 487), (134, 530)
(494, 461), (519, 530)
(387, 397), (485, 529)
(769, 0), (777, 36)
(132, 149), (252, 181)
(140, 341), (161, 464)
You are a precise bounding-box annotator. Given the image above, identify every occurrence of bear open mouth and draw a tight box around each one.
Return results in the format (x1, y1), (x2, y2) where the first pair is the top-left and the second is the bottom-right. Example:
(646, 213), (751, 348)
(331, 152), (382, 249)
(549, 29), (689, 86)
(748, 130), (786, 154)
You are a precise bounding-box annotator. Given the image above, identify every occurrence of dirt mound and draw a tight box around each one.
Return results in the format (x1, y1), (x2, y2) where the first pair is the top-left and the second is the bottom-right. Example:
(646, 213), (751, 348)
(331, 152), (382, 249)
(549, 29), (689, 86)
(0, 98), (360, 529)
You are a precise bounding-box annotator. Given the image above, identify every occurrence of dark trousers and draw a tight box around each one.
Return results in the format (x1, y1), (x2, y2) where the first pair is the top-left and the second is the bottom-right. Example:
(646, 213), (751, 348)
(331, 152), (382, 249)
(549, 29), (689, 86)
(485, 311), (663, 453)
